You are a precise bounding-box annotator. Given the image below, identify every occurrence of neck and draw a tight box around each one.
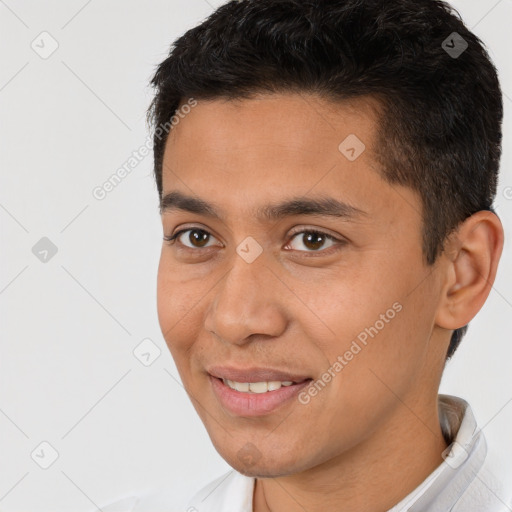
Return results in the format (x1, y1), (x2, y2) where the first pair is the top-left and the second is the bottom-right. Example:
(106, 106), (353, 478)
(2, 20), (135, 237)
(253, 397), (448, 512)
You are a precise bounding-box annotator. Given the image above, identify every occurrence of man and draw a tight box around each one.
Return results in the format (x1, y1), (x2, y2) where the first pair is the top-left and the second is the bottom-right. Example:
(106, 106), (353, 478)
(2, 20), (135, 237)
(144, 0), (509, 510)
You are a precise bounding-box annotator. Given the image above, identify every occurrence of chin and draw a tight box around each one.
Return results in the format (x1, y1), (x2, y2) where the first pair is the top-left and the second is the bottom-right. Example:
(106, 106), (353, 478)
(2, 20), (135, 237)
(234, 462), (295, 479)
(219, 446), (309, 478)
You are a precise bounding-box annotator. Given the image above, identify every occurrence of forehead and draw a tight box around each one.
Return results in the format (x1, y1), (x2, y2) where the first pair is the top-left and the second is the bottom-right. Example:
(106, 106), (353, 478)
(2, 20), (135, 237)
(163, 93), (383, 191)
(160, 93), (420, 227)
(166, 93), (380, 159)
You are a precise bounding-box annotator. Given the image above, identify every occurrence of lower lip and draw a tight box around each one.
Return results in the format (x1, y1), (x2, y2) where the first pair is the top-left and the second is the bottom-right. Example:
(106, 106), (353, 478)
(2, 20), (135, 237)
(209, 375), (311, 417)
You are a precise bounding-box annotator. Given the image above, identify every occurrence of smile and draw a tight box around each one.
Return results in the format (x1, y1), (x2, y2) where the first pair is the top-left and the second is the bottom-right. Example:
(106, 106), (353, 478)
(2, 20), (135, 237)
(222, 379), (296, 393)
(210, 375), (312, 416)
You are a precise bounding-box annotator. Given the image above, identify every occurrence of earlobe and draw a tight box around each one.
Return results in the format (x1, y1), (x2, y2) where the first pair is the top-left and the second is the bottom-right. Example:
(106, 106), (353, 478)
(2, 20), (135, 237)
(435, 211), (504, 330)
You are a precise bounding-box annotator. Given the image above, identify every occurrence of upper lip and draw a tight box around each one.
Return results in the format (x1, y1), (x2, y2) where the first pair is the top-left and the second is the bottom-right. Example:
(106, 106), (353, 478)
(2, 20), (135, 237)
(207, 365), (312, 383)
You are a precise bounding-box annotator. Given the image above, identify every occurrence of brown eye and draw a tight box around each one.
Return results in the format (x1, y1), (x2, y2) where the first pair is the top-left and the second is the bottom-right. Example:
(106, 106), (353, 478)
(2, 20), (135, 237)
(288, 230), (339, 252)
(303, 232), (327, 250)
(164, 228), (217, 249)
(186, 229), (210, 247)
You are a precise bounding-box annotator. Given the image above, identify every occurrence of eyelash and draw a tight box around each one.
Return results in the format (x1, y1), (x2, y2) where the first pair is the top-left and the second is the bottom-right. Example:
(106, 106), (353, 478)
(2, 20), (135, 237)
(163, 227), (346, 255)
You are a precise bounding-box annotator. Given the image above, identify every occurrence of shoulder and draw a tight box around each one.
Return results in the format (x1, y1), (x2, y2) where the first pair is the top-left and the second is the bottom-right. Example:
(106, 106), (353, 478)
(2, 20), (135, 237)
(186, 470), (255, 512)
(443, 395), (512, 511)
(99, 471), (254, 512)
(452, 458), (512, 512)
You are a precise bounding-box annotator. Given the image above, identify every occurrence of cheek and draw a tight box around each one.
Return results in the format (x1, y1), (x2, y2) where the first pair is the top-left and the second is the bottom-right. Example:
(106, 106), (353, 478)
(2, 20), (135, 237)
(309, 257), (434, 379)
(156, 255), (197, 354)
(156, 257), (174, 334)
(302, 267), (402, 351)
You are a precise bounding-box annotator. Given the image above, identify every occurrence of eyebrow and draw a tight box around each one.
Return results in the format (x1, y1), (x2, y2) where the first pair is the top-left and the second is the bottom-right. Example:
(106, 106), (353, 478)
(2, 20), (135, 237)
(159, 190), (366, 221)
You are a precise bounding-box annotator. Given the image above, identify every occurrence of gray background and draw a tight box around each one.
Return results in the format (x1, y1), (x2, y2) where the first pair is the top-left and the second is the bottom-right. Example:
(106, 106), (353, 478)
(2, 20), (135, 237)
(1, 0), (511, 510)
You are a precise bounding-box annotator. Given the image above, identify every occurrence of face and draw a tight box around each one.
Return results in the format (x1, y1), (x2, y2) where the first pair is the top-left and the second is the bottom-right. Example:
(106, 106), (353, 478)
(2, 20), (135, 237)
(157, 93), (448, 477)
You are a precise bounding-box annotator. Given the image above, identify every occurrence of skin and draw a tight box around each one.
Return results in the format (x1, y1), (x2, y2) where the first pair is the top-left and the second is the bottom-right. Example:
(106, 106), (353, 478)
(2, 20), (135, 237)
(156, 93), (503, 511)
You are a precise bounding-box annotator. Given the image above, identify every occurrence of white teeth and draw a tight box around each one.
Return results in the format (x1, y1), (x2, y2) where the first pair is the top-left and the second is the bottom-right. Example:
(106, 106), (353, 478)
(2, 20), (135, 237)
(249, 381), (268, 393)
(267, 381), (282, 391)
(222, 379), (297, 393)
(234, 381), (250, 392)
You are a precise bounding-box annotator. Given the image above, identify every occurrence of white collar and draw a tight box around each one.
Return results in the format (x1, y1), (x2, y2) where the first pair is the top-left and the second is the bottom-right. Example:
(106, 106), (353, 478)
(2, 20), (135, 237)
(389, 394), (487, 511)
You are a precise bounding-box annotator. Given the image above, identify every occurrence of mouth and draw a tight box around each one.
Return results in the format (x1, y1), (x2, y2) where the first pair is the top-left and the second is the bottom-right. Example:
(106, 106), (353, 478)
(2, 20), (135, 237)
(207, 366), (313, 416)
(207, 365), (312, 383)
(221, 378), (303, 393)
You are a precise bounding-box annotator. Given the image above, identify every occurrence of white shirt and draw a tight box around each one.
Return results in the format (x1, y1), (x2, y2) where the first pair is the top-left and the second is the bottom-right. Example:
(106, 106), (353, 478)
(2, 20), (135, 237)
(98, 394), (511, 511)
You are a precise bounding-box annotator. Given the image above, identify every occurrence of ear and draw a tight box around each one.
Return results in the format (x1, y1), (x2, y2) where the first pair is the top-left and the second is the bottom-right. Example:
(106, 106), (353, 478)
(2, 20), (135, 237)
(435, 211), (504, 330)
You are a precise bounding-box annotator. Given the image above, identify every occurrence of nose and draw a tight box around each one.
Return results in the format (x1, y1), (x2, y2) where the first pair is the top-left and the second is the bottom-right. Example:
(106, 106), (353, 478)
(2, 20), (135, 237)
(204, 251), (288, 347)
